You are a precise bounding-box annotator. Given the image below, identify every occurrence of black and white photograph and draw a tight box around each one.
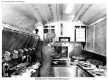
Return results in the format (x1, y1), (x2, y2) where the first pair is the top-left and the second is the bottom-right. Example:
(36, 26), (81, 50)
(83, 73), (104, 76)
(1, 0), (107, 79)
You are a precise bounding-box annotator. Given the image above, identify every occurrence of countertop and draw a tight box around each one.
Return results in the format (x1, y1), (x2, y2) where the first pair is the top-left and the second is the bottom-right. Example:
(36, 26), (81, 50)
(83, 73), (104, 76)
(77, 61), (106, 77)
(52, 60), (106, 77)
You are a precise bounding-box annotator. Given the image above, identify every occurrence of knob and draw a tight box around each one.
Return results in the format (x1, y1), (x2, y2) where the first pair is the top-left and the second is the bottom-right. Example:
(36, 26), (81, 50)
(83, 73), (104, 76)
(18, 49), (24, 56)
(24, 48), (28, 52)
(28, 48), (32, 53)
(19, 49), (24, 53)
(32, 48), (35, 50)
(3, 62), (10, 76)
(29, 48), (32, 51)
(12, 50), (18, 59)
(3, 51), (11, 61)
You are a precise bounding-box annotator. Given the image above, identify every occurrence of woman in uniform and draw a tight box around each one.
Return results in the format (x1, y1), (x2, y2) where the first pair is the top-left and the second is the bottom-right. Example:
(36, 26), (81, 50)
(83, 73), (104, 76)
(40, 33), (62, 77)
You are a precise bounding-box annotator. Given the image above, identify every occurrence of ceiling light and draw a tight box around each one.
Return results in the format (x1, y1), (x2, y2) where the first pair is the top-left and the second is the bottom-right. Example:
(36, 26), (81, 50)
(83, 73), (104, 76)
(65, 4), (74, 14)
(35, 22), (43, 27)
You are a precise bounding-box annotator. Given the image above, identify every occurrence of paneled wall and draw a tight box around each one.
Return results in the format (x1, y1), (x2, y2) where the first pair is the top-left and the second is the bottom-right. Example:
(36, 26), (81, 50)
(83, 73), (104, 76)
(86, 19), (106, 56)
(86, 25), (94, 51)
(95, 20), (106, 56)
(44, 21), (85, 41)
(2, 23), (39, 55)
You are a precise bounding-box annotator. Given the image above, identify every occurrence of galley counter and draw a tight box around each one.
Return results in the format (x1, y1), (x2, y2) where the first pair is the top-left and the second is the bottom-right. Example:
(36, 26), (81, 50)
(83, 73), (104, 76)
(51, 59), (106, 77)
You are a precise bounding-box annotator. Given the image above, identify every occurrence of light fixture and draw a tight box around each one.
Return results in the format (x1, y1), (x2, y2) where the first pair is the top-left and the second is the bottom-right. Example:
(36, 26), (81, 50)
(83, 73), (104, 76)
(77, 20), (83, 24)
(65, 4), (74, 14)
(35, 22), (43, 27)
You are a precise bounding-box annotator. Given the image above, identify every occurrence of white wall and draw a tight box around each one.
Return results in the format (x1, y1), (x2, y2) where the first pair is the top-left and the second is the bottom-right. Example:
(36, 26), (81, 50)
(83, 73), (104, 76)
(61, 22), (75, 41)
(37, 26), (44, 40)
(55, 21), (85, 41)
(37, 21), (85, 41)
(33, 25), (44, 40)
(44, 22), (60, 41)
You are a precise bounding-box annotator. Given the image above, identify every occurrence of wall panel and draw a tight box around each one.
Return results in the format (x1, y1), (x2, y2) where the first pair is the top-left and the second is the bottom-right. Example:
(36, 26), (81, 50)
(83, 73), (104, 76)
(86, 26), (94, 51)
(86, 19), (106, 56)
(94, 20), (106, 56)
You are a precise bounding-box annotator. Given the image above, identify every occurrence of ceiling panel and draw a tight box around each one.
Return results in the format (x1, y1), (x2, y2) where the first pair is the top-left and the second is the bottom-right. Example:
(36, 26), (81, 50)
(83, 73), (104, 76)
(2, 4), (37, 32)
(2, 3), (107, 31)
(74, 4), (83, 16)
(47, 4), (55, 22)
(72, 4), (92, 22)
(31, 4), (64, 25)
(62, 4), (83, 21)
(31, 4), (49, 24)
(81, 4), (106, 25)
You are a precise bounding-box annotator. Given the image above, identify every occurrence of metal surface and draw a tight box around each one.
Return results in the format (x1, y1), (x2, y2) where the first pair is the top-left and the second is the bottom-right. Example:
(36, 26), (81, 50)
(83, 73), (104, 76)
(53, 66), (76, 77)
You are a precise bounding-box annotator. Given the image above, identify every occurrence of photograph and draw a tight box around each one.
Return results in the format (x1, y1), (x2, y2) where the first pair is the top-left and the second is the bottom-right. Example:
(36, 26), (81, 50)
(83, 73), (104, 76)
(1, 1), (107, 78)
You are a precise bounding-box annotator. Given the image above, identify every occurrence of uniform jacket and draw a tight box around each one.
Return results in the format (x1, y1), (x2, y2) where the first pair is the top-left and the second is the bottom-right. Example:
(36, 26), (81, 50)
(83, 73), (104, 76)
(40, 44), (61, 77)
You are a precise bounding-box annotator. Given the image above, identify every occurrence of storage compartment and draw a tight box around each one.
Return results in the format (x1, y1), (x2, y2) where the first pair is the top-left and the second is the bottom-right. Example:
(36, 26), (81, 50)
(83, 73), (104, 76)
(53, 66), (76, 77)
(76, 66), (92, 77)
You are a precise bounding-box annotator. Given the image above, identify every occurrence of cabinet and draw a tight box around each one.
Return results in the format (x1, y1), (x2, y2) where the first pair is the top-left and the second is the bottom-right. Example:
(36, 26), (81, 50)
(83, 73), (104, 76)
(76, 66), (91, 77)
(53, 66), (76, 77)
(75, 26), (86, 42)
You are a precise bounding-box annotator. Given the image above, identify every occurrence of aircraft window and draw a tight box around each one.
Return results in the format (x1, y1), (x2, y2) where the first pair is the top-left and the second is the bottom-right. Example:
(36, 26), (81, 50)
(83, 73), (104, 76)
(44, 26), (48, 28)
(51, 29), (55, 33)
(51, 26), (55, 28)
(44, 29), (48, 33)
(48, 29), (50, 32)
(81, 26), (86, 28)
(75, 26), (80, 28)
(43, 25), (55, 34)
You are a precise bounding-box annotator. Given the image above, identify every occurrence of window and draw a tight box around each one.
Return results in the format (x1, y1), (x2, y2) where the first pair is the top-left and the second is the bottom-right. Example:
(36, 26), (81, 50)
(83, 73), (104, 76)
(75, 26), (86, 41)
(51, 26), (55, 28)
(44, 29), (48, 33)
(44, 26), (48, 28)
(51, 29), (55, 33)
(43, 25), (55, 33)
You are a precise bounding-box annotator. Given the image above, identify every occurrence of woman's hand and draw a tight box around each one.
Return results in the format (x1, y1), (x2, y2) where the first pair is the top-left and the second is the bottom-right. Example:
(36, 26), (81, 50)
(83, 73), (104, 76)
(61, 49), (66, 53)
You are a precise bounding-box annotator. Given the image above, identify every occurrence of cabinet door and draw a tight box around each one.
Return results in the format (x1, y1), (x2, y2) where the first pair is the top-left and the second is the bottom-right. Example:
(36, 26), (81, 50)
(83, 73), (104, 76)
(77, 68), (83, 77)
(53, 66), (76, 77)
(76, 67), (90, 77)
(81, 73), (89, 77)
